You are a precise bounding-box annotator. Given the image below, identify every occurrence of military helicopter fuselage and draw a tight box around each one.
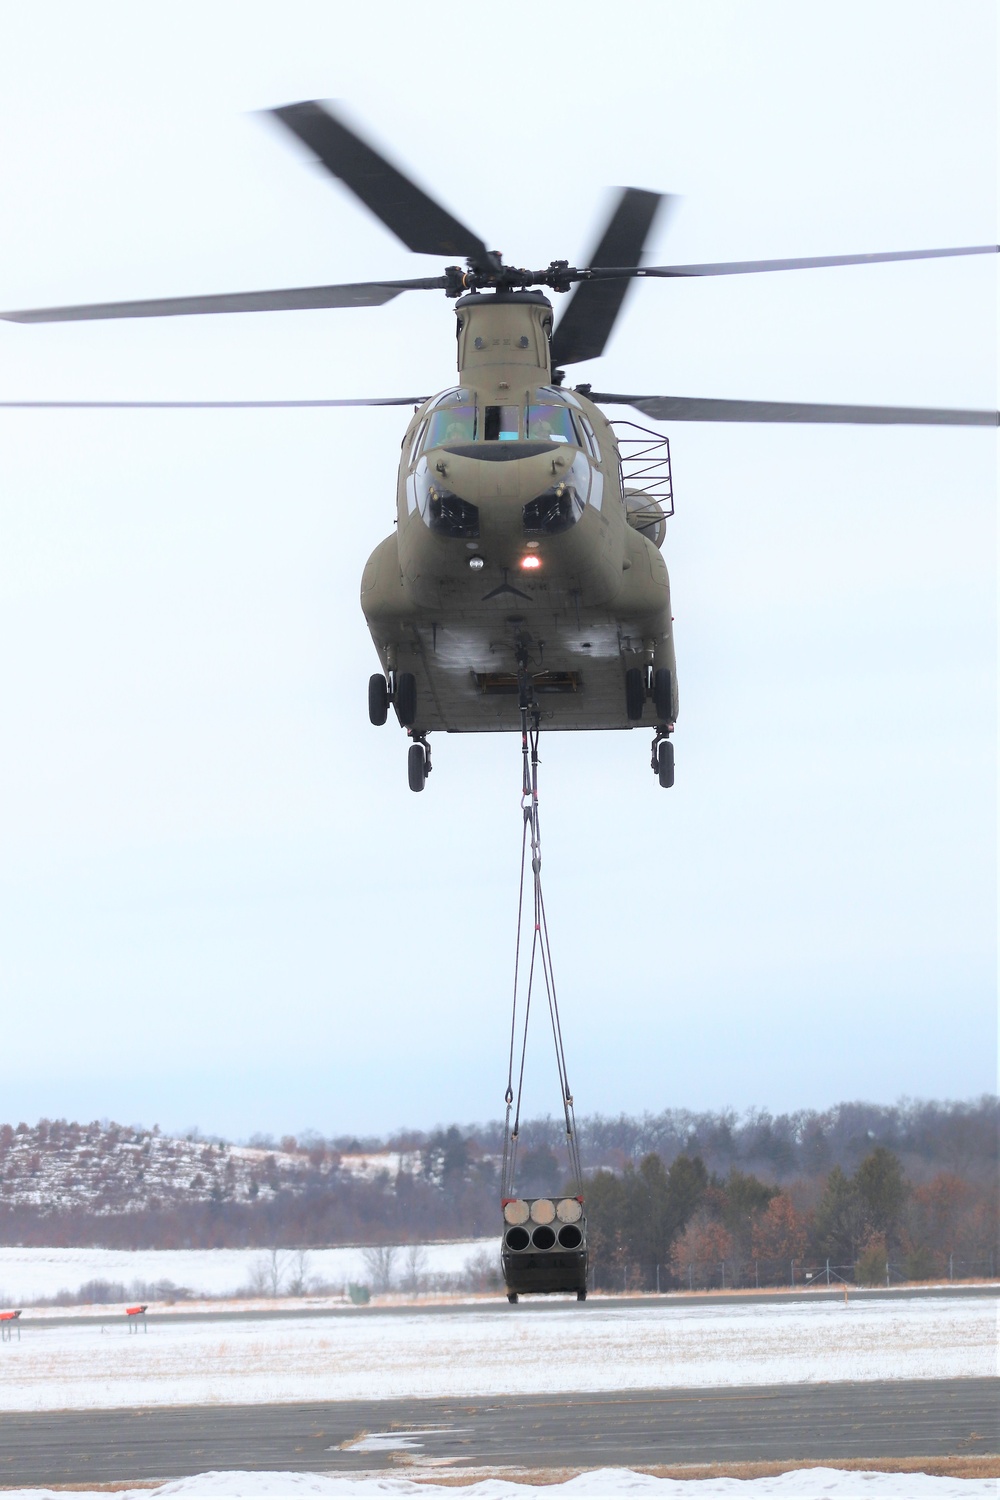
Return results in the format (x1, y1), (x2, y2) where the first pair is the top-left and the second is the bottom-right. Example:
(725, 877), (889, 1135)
(362, 291), (677, 750)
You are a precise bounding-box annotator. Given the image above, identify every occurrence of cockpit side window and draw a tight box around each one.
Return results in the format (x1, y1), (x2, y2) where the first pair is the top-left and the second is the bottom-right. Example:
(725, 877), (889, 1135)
(576, 414), (600, 460)
(409, 418), (428, 460)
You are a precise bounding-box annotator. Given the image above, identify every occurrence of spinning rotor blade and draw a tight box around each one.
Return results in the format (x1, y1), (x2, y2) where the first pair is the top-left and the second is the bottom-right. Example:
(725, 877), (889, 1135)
(271, 101), (500, 271)
(0, 279), (446, 324)
(587, 392), (999, 426)
(550, 188), (666, 367)
(610, 243), (999, 279)
(0, 396), (426, 408)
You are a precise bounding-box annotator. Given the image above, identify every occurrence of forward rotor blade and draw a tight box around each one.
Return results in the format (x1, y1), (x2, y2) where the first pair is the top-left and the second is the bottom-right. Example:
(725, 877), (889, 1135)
(587, 393), (999, 426)
(0, 396), (426, 408)
(271, 100), (499, 271)
(628, 244), (999, 278)
(550, 188), (666, 367)
(0, 279), (446, 324)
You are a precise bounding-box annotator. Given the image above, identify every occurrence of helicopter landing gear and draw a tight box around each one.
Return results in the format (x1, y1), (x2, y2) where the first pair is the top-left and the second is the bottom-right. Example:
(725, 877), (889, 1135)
(368, 670), (417, 728)
(651, 727), (674, 789)
(394, 671), (417, 728)
(625, 666), (645, 720)
(653, 667), (673, 721)
(407, 734), (432, 793)
(368, 674), (389, 726)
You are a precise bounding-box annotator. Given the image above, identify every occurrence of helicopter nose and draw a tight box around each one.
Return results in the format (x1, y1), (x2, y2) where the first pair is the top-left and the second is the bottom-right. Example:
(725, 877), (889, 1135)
(429, 445), (574, 505)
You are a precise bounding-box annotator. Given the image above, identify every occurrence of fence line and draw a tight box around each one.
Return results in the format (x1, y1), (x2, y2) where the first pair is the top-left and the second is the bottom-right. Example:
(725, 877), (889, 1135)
(628, 1253), (998, 1293)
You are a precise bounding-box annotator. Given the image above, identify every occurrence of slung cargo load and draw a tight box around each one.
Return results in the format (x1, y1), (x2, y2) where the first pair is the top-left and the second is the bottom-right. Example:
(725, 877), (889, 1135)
(502, 1197), (588, 1302)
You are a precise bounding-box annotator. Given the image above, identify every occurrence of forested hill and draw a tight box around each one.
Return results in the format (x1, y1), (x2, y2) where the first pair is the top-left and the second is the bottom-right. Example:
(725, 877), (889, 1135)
(0, 1097), (995, 1261)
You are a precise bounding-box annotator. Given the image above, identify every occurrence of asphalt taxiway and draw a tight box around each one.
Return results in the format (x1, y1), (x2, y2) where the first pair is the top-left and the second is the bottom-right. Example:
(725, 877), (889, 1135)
(1, 1378), (996, 1486)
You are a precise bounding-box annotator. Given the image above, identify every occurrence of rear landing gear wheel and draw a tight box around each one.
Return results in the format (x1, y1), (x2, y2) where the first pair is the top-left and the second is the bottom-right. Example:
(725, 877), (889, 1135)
(657, 739), (675, 789)
(407, 743), (427, 793)
(507, 1292), (519, 1304)
(653, 667), (673, 721)
(394, 671), (417, 727)
(625, 666), (645, 720)
(368, 674), (388, 726)
(577, 1290), (587, 1302)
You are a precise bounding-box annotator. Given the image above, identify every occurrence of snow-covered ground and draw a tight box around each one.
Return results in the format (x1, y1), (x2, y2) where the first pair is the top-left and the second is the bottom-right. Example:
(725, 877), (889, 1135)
(1, 1294), (993, 1412)
(0, 1240), (493, 1303)
(6, 1466), (998, 1498)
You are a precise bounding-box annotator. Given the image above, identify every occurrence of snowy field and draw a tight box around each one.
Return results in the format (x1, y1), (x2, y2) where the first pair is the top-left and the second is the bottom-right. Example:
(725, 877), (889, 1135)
(5, 1466), (998, 1498)
(0, 1241), (492, 1304)
(1, 1295), (993, 1412)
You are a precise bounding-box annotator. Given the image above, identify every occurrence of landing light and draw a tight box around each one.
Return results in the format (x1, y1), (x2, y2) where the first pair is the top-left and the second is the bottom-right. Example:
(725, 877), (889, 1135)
(520, 555), (542, 570)
(468, 556), (485, 571)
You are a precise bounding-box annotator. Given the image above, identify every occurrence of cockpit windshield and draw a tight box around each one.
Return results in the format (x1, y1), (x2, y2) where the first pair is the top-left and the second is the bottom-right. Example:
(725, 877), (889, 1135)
(419, 389), (585, 453)
(526, 404), (578, 443)
(424, 404), (477, 447)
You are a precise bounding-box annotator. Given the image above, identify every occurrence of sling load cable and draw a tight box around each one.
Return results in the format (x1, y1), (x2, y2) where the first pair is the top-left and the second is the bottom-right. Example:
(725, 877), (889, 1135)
(501, 667), (583, 1202)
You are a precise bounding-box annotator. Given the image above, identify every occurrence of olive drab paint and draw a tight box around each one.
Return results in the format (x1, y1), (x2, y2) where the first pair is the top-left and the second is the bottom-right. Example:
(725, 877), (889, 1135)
(361, 290), (678, 740)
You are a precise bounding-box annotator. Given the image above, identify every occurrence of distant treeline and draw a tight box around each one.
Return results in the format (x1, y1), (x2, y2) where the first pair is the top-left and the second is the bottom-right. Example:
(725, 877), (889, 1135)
(0, 1098), (995, 1288)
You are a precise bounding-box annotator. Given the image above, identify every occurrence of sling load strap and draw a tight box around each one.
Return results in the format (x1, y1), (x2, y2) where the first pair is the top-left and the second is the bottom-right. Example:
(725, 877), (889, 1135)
(501, 667), (583, 1201)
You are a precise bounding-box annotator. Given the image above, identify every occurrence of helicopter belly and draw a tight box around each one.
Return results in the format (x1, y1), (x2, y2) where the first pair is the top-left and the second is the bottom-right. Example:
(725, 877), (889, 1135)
(361, 530), (677, 733)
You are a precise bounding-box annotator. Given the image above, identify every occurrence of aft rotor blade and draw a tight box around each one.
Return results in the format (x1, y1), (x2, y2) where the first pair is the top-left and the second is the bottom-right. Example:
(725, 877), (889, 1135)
(271, 100), (500, 271)
(616, 244), (999, 279)
(587, 393), (999, 426)
(0, 396), (427, 408)
(0, 278), (446, 324)
(550, 189), (666, 367)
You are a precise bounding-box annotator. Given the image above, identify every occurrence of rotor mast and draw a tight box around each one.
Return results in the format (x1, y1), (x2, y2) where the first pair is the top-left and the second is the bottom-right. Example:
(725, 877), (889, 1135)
(454, 291), (554, 389)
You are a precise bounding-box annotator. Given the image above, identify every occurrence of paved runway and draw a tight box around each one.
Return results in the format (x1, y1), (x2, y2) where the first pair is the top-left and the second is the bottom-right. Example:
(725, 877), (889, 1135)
(1, 1378), (996, 1486)
(24, 1280), (997, 1332)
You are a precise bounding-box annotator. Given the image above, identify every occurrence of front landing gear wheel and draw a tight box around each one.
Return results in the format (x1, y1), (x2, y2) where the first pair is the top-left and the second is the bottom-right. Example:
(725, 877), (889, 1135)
(407, 743), (427, 793)
(507, 1292), (519, 1304)
(368, 674), (388, 726)
(577, 1290), (587, 1302)
(657, 739), (675, 788)
(625, 666), (645, 720)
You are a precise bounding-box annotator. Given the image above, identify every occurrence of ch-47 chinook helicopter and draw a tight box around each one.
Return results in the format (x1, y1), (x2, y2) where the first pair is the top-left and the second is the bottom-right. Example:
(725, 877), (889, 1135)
(4, 102), (996, 792)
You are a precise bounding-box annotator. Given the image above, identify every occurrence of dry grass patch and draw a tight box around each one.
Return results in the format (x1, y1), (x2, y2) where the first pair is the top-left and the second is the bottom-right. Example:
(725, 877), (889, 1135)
(410, 1453), (1000, 1485)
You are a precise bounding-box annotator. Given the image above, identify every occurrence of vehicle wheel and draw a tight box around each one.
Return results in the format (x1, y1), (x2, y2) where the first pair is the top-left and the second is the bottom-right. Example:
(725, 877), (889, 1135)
(625, 666), (645, 720)
(653, 667), (673, 721)
(368, 674), (389, 726)
(657, 739), (675, 789)
(577, 1289), (587, 1302)
(407, 743), (426, 793)
(507, 1292), (519, 1304)
(394, 671), (417, 727)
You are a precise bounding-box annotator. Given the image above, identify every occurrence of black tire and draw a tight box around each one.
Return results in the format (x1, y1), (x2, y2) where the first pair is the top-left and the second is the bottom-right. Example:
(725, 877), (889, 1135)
(394, 671), (417, 727)
(657, 739), (675, 789)
(407, 743), (426, 793)
(507, 1292), (519, 1304)
(577, 1289), (587, 1302)
(368, 674), (388, 726)
(625, 666), (645, 720)
(653, 667), (673, 721)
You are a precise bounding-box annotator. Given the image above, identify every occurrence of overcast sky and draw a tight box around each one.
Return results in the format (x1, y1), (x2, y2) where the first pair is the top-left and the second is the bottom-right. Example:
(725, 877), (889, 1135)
(0, 2), (995, 1142)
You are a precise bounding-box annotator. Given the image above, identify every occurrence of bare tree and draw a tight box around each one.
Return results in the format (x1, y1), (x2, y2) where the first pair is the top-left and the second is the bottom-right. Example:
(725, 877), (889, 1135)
(286, 1248), (312, 1297)
(401, 1243), (428, 1296)
(361, 1243), (397, 1294)
(246, 1247), (289, 1297)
